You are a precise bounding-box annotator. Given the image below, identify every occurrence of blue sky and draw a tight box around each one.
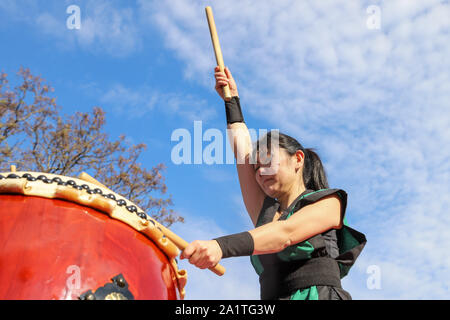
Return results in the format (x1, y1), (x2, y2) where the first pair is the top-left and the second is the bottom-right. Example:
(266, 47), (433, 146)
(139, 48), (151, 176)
(1, 0), (449, 299)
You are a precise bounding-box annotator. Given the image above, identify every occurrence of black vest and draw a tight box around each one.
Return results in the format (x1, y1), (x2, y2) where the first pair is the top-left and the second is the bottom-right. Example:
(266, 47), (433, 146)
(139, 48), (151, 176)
(250, 188), (367, 300)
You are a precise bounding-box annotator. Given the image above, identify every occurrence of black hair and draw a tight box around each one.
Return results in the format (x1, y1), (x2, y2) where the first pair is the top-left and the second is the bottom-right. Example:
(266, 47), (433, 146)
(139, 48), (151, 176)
(252, 130), (329, 191)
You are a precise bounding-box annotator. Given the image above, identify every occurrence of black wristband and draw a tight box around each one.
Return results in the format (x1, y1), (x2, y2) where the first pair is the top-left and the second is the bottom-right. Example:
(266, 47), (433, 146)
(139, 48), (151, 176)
(225, 96), (245, 124)
(214, 231), (254, 258)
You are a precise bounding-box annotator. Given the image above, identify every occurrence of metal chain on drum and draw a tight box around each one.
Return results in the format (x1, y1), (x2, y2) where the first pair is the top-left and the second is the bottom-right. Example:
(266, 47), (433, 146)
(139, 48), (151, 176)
(0, 173), (165, 236)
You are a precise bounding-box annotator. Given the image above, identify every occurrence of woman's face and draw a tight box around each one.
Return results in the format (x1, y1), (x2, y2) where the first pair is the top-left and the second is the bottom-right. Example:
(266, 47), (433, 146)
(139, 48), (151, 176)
(253, 147), (304, 198)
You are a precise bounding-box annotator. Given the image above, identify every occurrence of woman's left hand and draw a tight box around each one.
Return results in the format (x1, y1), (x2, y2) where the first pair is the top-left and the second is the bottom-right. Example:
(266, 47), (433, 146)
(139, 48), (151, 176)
(180, 240), (223, 269)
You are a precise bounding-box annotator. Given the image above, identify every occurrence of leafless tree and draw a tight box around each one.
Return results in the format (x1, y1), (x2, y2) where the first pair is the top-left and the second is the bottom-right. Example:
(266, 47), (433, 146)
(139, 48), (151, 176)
(0, 68), (182, 226)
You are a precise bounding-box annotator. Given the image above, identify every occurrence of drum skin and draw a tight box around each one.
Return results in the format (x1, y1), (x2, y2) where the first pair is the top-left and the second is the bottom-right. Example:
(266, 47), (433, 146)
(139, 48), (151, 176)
(0, 194), (180, 300)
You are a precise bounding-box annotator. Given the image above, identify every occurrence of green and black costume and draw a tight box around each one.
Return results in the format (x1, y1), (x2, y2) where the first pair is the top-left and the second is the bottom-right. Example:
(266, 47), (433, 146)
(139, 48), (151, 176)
(250, 188), (366, 300)
(221, 97), (366, 299)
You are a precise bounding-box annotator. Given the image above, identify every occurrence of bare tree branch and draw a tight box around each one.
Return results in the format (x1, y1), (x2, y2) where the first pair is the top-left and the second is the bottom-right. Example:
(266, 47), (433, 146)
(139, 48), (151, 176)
(0, 68), (182, 227)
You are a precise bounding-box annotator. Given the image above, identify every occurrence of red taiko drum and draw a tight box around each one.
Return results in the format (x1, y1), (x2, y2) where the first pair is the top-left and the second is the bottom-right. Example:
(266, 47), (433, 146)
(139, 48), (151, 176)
(0, 172), (187, 300)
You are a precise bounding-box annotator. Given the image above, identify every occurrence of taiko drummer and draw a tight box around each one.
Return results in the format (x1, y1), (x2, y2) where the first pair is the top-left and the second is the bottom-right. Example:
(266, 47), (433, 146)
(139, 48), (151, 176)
(181, 66), (367, 300)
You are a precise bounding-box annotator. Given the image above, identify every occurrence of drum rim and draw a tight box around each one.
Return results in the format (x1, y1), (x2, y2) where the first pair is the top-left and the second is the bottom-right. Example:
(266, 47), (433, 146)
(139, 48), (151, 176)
(0, 171), (187, 299)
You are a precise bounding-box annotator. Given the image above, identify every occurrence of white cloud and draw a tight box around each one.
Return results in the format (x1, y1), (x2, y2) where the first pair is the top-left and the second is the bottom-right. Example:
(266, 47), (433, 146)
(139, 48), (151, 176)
(0, 0), (40, 21)
(201, 167), (234, 183)
(98, 83), (218, 123)
(99, 84), (158, 117)
(138, 0), (215, 82)
(143, 0), (450, 299)
(164, 93), (217, 122)
(19, 0), (143, 57)
(74, 0), (142, 57)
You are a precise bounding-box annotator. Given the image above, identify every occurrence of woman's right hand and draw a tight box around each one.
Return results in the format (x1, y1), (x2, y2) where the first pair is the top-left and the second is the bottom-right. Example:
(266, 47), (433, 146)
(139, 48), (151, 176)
(214, 66), (239, 100)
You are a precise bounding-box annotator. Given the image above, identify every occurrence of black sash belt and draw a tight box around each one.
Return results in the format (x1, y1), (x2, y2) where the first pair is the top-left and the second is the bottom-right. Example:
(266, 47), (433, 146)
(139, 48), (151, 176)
(259, 257), (342, 300)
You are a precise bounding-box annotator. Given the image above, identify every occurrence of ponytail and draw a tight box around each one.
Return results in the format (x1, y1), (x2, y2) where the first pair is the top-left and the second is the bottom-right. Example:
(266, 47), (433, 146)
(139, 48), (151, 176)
(255, 131), (329, 191)
(303, 148), (329, 191)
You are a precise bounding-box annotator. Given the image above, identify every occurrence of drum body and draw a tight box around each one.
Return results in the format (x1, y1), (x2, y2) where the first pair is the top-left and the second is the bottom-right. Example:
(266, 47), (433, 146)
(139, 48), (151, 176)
(0, 173), (186, 300)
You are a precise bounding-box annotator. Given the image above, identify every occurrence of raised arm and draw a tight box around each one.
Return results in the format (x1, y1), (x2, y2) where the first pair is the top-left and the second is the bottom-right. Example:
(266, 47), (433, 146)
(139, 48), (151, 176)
(214, 66), (266, 226)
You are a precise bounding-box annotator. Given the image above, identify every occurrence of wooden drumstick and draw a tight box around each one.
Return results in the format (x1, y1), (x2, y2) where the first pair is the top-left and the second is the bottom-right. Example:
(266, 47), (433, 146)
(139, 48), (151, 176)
(79, 172), (108, 189)
(205, 6), (232, 101)
(79, 172), (226, 276)
(156, 223), (226, 277)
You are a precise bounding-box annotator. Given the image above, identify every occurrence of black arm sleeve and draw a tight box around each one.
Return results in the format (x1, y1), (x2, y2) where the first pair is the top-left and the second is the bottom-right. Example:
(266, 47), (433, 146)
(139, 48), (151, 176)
(214, 231), (254, 258)
(225, 96), (245, 124)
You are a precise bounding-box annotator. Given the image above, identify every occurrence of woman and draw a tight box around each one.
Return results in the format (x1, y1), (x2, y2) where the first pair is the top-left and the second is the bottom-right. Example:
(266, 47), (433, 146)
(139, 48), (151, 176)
(180, 66), (366, 300)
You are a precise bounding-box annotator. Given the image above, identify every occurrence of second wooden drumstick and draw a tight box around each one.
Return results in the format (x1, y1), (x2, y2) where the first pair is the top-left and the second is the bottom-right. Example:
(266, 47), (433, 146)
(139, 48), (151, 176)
(205, 6), (232, 101)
